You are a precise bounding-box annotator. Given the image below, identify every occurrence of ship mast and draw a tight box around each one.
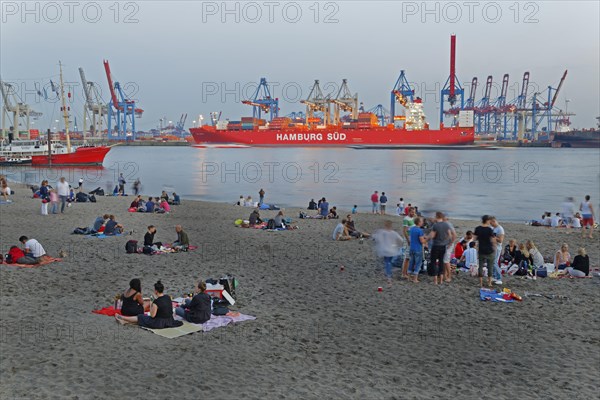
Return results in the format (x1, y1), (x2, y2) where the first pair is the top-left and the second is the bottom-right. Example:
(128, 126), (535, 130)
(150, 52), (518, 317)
(58, 61), (71, 152)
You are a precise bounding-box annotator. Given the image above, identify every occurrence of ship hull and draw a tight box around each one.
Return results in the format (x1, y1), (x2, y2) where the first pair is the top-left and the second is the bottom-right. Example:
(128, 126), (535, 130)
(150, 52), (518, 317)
(552, 130), (600, 148)
(31, 146), (112, 166)
(190, 126), (475, 147)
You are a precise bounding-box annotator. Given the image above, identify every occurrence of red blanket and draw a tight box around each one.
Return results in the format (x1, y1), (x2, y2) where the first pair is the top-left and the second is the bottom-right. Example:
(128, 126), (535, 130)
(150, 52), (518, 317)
(92, 306), (122, 316)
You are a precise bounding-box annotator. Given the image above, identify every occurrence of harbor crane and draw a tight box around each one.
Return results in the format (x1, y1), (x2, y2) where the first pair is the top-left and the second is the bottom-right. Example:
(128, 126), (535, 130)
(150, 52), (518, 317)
(301, 80), (330, 126)
(465, 77), (478, 109)
(390, 70), (414, 125)
(242, 78), (279, 121)
(439, 35), (465, 126)
(79, 67), (108, 138)
(329, 79), (358, 125)
(366, 104), (390, 127)
(474, 75), (493, 134)
(103, 60), (143, 141)
(1, 80), (42, 141)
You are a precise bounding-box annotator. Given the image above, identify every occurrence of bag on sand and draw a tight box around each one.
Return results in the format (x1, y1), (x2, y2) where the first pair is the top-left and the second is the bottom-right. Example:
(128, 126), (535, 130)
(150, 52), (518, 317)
(266, 219), (276, 229)
(88, 194), (97, 203)
(125, 240), (138, 254)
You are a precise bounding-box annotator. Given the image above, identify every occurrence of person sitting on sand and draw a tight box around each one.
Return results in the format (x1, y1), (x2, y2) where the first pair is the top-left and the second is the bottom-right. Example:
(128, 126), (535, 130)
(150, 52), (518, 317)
(503, 239), (518, 263)
(175, 281), (212, 324)
(328, 206), (339, 219)
(244, 196), (254, 207)
(145, 197), (155, 213)
(159, 198), (171, 213)
(551, 213), (561, 228)
(1, 178), (11, 202)
(237, 195), (244, 206)
(572, 212), (582, 228)
(92, 214), (109, 233)
(454, 240), (467, 261)
(514, 243), (531, 267)
(333, 219), (352, 241)
(458, 241), (478, 269)
(171, 193), (180, 205)
(130, 195), (142, 209)
(116, 281), (182, 329)
(525, 240), (544, 268)
(352, 205), (358, 214)
(104, 215), (124, 235)
(137, 198), (146, 212)
(249, 209), (262, 226)
(345, 214), (370, 238)
(18, 236), (47, 264)
(161, 191), (169, 202)
(562, 247), (589, 277)
(7, 245), (32, 264)
(144, 225), (162, 248)
(554, 243), (571, 270)
(173, 225), (189, 250)
(273, 211), (285, 228)
(308, 199), (317, 210)
(120, 278), (147, 317)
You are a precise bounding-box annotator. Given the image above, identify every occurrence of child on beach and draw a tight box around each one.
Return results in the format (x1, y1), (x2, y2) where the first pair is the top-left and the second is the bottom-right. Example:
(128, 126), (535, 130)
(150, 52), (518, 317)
(49, 189), (59, 214)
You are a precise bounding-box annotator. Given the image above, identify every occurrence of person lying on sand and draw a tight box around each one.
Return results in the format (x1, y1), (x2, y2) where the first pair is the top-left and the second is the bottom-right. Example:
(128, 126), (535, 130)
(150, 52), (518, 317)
(116, 281), (182, 329)
(175, 281), (212, 324)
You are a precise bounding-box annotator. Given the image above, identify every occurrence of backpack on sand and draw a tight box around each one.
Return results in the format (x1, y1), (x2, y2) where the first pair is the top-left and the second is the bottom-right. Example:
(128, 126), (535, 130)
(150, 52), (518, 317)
(125, 240), (138, 254)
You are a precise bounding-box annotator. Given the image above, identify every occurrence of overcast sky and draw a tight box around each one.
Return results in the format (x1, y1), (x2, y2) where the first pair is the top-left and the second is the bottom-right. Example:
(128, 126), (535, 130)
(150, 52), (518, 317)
(2, 0), (599, 130)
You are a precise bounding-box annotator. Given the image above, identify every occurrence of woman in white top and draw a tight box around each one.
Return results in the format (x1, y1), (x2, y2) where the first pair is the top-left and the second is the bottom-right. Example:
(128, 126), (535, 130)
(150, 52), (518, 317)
(554, 243), (570, 270)
(526, 240), (544, 268)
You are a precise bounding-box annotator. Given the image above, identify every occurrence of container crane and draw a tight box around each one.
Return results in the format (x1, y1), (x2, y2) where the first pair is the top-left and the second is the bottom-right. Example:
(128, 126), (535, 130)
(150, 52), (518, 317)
(241, 78), (279, 121)
(103, 60), (143, 141)
(465, 77), (478, 109)
(79, 67), (107, 138)
(1, 80), (42, 141)
(175, 113), (187, 136)
(390, 70), (414, 126)
(440, 35), (465, 127)
(366, 104), (390, 127)
(329, 79), (358, 125)
(531, 70), (568, 139)
(492, 74), (510, 138)
(301, 80), (330, 126)
(474, 75), (493, 135)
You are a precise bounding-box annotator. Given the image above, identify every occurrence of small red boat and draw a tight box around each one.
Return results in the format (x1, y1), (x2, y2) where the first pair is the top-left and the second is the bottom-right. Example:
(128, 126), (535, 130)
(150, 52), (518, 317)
(31, 145), (113, 166)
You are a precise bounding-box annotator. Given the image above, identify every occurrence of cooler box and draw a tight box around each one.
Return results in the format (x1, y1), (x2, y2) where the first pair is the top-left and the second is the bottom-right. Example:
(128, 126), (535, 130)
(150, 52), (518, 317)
(206, 283), (224, 299)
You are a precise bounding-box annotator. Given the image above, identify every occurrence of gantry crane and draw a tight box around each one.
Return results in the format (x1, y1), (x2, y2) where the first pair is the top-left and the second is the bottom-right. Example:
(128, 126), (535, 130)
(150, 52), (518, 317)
(474, 75), (493, 134)
(439, 35), (465, 126)
(366, 104), (390, 127)
(103, 60), (143, 140)
(242, 78), (279, 121)
(1, 80), (42, 141)
(301, 80), (330, 126)
(79, 67), (108, 138)
(329, 79), (358, 125)
(390, 70), (414, 125)
(465, 77), (478, 109)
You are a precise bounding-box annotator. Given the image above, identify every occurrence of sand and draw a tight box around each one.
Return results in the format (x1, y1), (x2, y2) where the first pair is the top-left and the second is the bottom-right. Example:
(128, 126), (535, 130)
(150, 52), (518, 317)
(1, 185), (599, 400)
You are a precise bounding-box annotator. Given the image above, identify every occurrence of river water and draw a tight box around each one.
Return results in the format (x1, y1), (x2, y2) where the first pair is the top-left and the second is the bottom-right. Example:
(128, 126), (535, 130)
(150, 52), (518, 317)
(3, 146), (599, 222)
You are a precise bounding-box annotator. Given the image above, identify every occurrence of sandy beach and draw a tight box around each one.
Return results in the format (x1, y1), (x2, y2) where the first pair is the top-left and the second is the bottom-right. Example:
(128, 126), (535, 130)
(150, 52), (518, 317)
(1, 186), (599, 399)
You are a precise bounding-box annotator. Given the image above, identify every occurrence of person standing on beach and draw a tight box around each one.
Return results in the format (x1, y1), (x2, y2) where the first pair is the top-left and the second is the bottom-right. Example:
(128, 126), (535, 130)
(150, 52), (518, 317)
(489, 217), (505, 285)
(259, 188), (265, 206)
(118, 173), (126, 195)
(371, 191), (379, 214)
(473, 215), (496, 287)
(408, 217), (427, 282)
(442, 215), (457, 283)
(579, 195), (595, 239)
(429, 212), (453, 285)
(373, 220), (404, 286)
(399, 198), (405, 214)
(401, 207), (416, 279)
(78, 177), (84, 190)
(379, 192), (388, 215)
(133, 179), (141, 196)
(49, 189), (59, 214)
(319, 197), (329, 218)
(561, 197), (576, 233)
(56, 177), (70, 213)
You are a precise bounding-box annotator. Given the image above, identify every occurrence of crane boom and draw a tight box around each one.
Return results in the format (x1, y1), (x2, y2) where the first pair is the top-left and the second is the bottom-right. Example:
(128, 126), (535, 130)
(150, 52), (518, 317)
(550, 70), (568, 108)
(79, 67), (94, 109)
(103, 60), (121, 111)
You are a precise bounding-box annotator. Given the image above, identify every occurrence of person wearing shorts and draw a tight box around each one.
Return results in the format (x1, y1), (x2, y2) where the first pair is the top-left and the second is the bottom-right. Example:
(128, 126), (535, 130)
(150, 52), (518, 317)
(474, 215), (496, 287)
(580, 195), (595, 239)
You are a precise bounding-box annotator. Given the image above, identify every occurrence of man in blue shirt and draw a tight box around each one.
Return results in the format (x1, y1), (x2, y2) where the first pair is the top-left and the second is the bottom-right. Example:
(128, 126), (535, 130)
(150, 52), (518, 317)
(319, 197), (329, 218)
(146, 197), (155, 213)
(379, 192), (388, 215)
(408, 216), (427, 282)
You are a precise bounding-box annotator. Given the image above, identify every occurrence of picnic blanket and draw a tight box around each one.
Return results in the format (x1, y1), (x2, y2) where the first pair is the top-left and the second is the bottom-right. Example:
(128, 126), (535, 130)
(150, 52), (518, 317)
(0, 200), (13, 205)
(4, 257), (62, 268)
(479, 288), (515, 303)
(144, 313), (256, 338)
(85, 233), (123, 238)
(92, 306), (255, 338)
(139, 245), (198, 255)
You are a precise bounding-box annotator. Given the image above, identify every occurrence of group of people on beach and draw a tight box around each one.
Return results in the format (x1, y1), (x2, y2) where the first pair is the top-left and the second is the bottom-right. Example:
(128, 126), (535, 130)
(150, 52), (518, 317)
(128, 191), (180, 213)
(366, 199), (594, 287)
(115, 278), (211, 328)
(532, 196), (596, 238)
(142, 224), (190, 252)
(236, 189), (267, 207)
